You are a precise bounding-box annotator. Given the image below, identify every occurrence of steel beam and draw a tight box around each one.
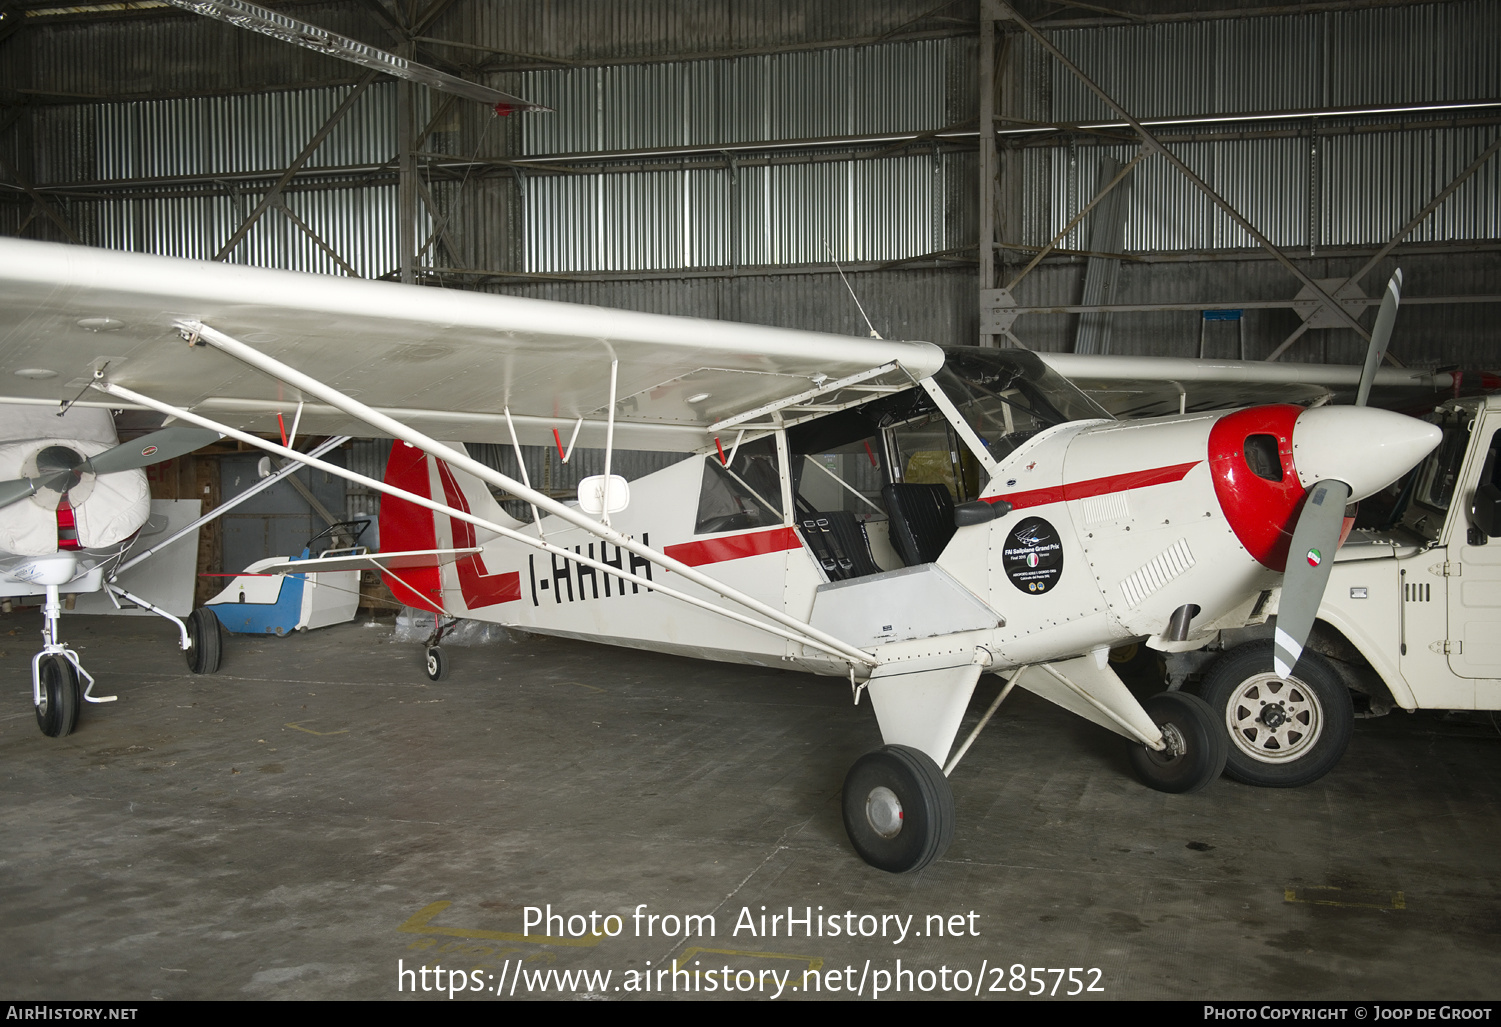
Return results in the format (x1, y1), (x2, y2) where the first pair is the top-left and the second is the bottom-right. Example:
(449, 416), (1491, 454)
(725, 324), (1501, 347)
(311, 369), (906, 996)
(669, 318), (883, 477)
(214, 72), (377, 262)
(1003, 150), (1143, 292)
(162, 0), (542, 111)
(413, 175), (463, 267)
(1350, 133), (1501, 288)
(993, 100), (1501, 139)
(978, 0), (1000, 346)
(273, 199), (361, 277)
(398, 74), (416, 284)
(994, 1), (1374, 344)
(998, 296), (1500, 315)
(0, 152), (81, 244)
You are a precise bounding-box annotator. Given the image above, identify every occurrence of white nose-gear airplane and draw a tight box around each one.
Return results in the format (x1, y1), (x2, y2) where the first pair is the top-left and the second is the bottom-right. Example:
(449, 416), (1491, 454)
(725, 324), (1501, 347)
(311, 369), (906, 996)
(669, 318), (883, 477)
(0, 401), (228, 733)
(0, 238), (1441, 872)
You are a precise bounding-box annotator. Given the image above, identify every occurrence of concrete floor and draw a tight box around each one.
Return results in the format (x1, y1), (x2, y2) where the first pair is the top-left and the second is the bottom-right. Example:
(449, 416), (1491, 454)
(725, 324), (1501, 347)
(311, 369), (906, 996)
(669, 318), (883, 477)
(1, 609), (1498, 1002)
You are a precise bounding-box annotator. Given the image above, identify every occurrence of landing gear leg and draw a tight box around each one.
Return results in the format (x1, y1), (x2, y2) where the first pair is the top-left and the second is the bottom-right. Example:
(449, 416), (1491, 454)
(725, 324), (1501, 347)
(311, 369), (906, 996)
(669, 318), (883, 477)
(31, 584), (113, 738)
(421, 615), (456, 681)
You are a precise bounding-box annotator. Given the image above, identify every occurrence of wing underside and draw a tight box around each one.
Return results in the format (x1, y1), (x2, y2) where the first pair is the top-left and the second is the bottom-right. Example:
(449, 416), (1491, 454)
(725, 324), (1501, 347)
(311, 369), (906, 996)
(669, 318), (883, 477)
(0, 239), (944, 453)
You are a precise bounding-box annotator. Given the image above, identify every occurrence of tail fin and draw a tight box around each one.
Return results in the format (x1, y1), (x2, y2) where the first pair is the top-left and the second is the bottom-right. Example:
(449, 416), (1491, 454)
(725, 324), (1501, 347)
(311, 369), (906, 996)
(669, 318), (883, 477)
(379, 442), (442, 612)
(379, 442), (522, 614)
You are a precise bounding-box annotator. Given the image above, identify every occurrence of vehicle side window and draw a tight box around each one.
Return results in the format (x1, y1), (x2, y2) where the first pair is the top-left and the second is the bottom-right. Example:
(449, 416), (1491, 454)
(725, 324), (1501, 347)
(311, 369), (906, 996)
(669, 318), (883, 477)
(1412, 421), (1472, 513)
(1482, 430), (1501, 489)
(694, 435), (782, 534)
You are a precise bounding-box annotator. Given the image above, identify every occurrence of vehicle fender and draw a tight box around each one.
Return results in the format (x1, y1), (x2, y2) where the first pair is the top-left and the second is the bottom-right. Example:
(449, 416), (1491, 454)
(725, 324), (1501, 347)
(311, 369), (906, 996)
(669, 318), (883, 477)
(1304, 605), (1416, 710)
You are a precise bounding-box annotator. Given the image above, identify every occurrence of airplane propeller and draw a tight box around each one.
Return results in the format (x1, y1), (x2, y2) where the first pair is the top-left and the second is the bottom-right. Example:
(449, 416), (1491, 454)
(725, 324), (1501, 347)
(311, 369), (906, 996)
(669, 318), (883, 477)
(0, 425), (223, 513)
(1355, 269), (1402, 408)
(1274, 269), (1403, 678)
(1272, 479), (1351, 678)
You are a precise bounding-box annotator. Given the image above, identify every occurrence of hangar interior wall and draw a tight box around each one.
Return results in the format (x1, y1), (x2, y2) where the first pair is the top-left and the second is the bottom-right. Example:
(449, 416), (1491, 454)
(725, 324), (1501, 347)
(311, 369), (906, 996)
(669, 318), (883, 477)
(2, 1), (1495, 367)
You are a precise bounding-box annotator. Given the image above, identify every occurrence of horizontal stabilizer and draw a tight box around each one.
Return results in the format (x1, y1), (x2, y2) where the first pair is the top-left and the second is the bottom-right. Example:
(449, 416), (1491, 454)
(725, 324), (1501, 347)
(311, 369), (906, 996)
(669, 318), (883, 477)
(256, 547), (481, 575)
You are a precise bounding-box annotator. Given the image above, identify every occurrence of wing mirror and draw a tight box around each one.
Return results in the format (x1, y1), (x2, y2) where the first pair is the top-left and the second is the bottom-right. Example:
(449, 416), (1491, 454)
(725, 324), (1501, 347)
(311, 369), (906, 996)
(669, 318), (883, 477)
(954, 499), (1012, 527)
(577, 474), (630, 515)
(1471, 482), (1501, 538)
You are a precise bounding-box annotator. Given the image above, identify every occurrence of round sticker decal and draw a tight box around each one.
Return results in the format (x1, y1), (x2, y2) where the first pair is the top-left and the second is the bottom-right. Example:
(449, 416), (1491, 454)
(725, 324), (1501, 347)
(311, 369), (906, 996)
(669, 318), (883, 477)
(1003, 516), (1063, 594)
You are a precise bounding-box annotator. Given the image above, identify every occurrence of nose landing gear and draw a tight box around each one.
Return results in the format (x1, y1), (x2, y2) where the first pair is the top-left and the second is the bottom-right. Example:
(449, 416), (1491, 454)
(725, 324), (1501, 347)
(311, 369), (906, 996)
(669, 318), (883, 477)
(31, 583), (114, 738)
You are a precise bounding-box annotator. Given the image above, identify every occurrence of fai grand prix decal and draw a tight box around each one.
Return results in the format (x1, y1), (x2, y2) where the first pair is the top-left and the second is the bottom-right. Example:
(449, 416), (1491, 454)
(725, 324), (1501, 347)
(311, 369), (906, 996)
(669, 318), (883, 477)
(1003, 516), (1063, 595)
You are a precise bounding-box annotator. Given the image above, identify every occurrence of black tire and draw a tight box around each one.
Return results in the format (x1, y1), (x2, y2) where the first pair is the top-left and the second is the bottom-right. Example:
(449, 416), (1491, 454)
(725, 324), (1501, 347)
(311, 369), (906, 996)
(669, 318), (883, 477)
(1200, 640), (1353, 787)
(185, 608), (222, 675)
(841, 745), (954, 873)
(1128, 691), (1228, 794)
(35, 655), (80, 738)
(424, 646), (449, 682)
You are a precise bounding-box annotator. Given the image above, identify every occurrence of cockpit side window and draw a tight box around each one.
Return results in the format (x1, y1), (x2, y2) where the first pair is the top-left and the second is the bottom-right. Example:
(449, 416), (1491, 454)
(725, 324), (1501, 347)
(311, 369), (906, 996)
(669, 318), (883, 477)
(932, 348), (1113, 464)
(694, 435), (783, 534)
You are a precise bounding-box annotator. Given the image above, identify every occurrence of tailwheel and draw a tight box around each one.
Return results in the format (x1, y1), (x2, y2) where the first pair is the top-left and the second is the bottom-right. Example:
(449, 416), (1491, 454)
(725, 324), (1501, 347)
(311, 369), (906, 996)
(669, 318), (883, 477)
(424, 645), (449, 682)
(841, 745), (954, 873)
(185, 608), (222, 675)
(1128, 691), (1227, 794)
(35, 654), (81, 738)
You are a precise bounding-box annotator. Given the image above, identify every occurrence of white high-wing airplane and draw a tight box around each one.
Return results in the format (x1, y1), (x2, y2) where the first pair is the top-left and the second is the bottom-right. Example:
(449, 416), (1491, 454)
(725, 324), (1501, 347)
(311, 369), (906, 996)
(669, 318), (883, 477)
(0, 237), (1441, 872)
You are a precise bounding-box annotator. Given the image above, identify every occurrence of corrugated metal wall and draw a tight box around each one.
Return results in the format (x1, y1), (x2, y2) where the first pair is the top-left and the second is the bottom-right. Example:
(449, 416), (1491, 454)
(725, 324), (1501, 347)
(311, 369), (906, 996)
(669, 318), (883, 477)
(1010, 0), (1501, 253)
(521, 39), (955, 153)
(1, 0), (1495, 367)
(515, 38), (963, 272)
(521, 153), (957, 272)
(22, 82), (425, 275)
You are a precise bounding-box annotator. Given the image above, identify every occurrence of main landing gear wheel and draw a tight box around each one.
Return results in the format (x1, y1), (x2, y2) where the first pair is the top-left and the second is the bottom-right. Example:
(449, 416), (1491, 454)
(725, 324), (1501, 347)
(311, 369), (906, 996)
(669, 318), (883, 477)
(185, 608), (222, 675)
(35, 654), (81, 738)
(842, 745), (954, 873)
(1200, 640), (1353, 787)
(424, 646), (449, 682)
(1128, 691), (1228, 794)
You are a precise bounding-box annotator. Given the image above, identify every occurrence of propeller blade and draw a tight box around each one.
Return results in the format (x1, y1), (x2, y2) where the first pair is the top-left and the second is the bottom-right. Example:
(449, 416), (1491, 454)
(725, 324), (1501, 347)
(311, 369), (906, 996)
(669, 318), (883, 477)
(1274, 479), (1353, 679)
(84, 426), (223, 476)
(0, 477), (40, 511)
(1354, 269), (1402, 407)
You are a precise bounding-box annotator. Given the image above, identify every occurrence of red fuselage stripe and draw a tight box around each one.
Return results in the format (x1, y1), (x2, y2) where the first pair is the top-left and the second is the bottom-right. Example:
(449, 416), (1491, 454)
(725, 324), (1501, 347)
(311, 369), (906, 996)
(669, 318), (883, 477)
(987, 460), (1200, 510)
(663, 526), (802, 568)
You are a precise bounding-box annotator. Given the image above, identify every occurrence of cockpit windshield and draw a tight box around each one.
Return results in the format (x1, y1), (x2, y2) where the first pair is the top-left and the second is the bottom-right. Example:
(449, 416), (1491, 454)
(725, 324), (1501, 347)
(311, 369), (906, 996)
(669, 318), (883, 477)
(933, 348), (1114, 462)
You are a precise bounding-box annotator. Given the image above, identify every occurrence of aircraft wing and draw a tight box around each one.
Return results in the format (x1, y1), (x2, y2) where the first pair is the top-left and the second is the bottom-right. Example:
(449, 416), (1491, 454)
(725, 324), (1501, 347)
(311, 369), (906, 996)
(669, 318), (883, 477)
(0, 239), (944, 453)
(1042, 353), (1455, 418)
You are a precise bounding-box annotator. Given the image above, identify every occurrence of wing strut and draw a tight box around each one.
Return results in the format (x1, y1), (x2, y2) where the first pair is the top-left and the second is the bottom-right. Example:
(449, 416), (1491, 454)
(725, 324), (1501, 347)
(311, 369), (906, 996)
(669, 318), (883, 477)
(90, 379), (878, 670)
(110, 434), (350, 580)
(162, 319), (876, 667)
